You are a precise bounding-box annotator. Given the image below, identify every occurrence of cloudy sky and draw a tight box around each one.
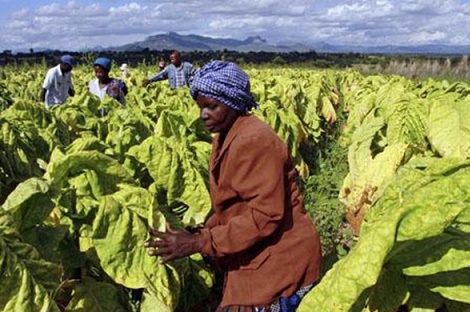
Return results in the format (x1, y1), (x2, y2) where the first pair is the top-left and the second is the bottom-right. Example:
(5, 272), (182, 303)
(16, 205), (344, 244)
(1, 0), (470, 52)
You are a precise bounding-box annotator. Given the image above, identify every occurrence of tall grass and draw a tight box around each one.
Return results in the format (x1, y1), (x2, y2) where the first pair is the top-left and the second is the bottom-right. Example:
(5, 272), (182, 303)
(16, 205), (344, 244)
(355, 55), (470, 82)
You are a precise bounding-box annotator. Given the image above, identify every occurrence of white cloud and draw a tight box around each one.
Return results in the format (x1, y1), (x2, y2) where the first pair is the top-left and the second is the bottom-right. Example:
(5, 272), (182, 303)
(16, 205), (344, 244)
(11, 8), (29, 20)
(326, 1), (394, 21)
(109, 3), (146, 15)
(0, 0), (469, 51)
(407, 31), (447, 44)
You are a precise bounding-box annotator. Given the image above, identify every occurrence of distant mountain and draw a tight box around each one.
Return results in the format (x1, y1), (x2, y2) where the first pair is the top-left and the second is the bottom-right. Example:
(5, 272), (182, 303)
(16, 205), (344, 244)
(105, 32), (470, 55)
(108, 32), (313, 53)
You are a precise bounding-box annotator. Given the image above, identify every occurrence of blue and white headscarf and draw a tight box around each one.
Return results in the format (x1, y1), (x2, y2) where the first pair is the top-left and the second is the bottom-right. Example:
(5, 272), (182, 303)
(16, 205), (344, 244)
(190, 60), (259, 113)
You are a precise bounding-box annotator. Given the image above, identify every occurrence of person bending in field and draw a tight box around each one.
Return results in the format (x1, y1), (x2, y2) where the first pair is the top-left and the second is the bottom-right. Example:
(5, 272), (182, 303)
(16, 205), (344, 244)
(142, 50), (194, 89)
(145, 61), (322, 312)
(40, 54), (76, 108)
(89, 57), (128, 116)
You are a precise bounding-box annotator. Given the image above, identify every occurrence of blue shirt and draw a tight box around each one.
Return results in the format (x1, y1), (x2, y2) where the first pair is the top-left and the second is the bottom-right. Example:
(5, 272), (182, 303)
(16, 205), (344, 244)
(149, 62), (194, 89)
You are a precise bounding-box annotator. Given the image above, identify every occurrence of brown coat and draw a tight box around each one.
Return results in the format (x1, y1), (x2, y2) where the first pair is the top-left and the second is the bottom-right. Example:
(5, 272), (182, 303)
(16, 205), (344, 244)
(199, 114), (321, 308)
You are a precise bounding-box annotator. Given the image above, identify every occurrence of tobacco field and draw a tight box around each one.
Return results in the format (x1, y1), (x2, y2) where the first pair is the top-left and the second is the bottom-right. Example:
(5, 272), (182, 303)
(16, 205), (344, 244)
(0, 62), (469, 311)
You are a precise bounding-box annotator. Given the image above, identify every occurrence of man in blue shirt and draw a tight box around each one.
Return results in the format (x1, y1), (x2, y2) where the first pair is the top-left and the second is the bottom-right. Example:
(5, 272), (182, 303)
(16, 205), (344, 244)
(142, 50), (194, 89)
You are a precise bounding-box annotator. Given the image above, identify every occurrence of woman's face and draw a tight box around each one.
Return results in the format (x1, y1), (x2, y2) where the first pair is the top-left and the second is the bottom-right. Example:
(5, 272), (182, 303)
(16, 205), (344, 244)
(196, 94), (239, 133)
(93, 65), (109, 82)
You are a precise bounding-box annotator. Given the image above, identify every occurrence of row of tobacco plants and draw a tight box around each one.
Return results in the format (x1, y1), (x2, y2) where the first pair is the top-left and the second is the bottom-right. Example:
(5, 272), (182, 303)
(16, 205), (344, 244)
(1, 63), (469, 311)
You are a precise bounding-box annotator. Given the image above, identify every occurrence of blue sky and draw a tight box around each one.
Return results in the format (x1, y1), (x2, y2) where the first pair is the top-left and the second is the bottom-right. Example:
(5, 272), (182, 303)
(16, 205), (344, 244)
(1, 0), (470, 52)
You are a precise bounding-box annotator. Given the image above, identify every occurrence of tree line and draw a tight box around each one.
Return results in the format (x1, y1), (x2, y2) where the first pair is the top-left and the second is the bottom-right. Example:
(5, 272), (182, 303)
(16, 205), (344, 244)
(0, 49), (367, 69)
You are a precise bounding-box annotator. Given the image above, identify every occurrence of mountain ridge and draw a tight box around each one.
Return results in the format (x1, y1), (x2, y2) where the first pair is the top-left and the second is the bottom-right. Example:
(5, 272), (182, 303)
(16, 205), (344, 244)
(103, 32), (470, 55)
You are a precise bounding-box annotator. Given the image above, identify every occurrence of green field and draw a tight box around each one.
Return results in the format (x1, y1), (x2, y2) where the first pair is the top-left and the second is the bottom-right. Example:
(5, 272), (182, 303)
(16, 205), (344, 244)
(1, 63), (469, 311)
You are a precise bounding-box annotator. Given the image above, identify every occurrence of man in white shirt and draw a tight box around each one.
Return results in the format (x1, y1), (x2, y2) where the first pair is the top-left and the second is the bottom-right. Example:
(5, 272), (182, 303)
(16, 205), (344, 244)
(40, 55), (77, 108)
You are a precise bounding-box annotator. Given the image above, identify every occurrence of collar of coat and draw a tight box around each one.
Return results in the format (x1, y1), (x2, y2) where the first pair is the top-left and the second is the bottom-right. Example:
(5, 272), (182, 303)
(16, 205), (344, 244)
(211, 114), (252, 168)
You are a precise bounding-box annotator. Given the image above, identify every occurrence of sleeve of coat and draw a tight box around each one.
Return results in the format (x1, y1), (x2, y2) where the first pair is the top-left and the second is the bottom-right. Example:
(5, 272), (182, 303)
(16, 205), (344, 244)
(199, 130), (288, 257)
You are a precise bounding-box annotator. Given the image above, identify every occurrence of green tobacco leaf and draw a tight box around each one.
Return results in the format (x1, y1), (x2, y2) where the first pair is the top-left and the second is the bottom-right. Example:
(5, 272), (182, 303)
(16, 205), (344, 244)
(394, 159), (470, 241)
(255, 103), (308, 158)
(105, 107), (154, 161)
(368, 268), (408, 312)
(140, 266), (181, 312)
(454, 205), (470, 233)
(128, 136), (211, 225)
(406, 285), (445, 311)
(155, 109), (193, 139)
(45, 150), (136, 195)
(171, 254), (215, 310)
(299, 157), (470, 311)
(408, 268), (470, 304)
(92, 187), (166, 287)
(91, 186), (180, 310)
(0, 209), (61, 312)
(389, 233), (470, 277)
(65, 136), (108, 154)
(22, 225), (69, 263)
(427, 97), (470, 159)
(340, 142), (408, 215)
(298, 207), (403, 311)
(381, 95), (428, 146)
(1, 177), (54, 233)
(320, 95), (337, 123)
(64, 277), (130, 312)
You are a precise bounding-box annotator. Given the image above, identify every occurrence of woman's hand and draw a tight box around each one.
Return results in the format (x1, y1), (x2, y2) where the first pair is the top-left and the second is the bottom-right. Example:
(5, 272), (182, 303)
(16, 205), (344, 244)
(144, 224), (203, 264)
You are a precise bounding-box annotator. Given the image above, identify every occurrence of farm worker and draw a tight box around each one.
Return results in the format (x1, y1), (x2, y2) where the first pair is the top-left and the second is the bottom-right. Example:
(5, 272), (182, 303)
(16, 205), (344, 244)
(40, 54), (76, 108)
(142, 50), (194, 89)
(89, 57), (128, 116)
(145, 61), (322, 311)
(120, 63), (131, 79)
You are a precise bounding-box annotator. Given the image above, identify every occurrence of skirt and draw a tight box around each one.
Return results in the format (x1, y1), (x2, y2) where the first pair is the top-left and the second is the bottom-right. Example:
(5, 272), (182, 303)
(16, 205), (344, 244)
(216, 282), (314, 312)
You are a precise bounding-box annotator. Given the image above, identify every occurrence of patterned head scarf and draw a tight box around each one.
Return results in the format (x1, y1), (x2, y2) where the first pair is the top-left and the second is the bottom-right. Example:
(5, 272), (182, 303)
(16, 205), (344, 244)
(190, 60), (258, 113)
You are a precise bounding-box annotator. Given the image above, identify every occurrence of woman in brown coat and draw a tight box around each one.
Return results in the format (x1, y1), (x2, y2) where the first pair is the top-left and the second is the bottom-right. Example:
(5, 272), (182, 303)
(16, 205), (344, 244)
(145, 61), (322, 312)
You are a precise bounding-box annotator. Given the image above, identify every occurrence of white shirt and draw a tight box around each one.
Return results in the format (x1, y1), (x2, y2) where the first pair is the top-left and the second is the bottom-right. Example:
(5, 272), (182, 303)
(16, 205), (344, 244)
(88, 78), (126, 105)
(88, 78), (108, 100)
(42, 65), (73, 107)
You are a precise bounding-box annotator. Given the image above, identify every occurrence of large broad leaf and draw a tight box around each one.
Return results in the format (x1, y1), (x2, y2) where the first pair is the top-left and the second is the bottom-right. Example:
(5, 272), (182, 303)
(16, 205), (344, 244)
(380, 95), (428, 146)
(91, 185), (180, 310)
(170, 254), (215, 310)
(367, 268), (409, 312)
(155, 109), (193, 140)
(140, 266), (181, 312)
(298, 206), (402, 311)
(127, 136), (211, 225)
(64, 277), (131, 312)
(65, 136), (108, 154)
(92, 186), (166, 287)
(389, 233), (470, 277)
(1, 177), (54, 234)
(339, 117), (408, 217)
(299, 157), (470, 311)
(0, 209), (61, 312)
(45, 150), (136, 195)
(22, 225), (69, 264)
(105, 107), (155, 161)
(295, 83), (321, 132)
(427, 97), (470, 159)
(320, 95), (337, 124)
(408, 269), (470, 304)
